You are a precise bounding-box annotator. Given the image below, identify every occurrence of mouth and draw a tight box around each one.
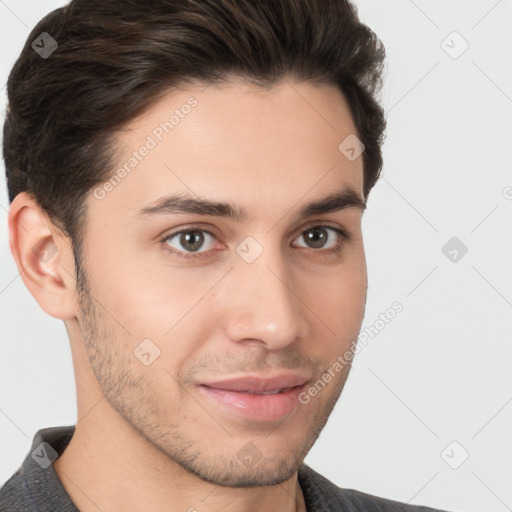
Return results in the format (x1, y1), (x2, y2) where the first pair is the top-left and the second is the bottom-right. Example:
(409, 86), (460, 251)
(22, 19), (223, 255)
(235, 387), (295, 395)
(196, 373), (310, 422)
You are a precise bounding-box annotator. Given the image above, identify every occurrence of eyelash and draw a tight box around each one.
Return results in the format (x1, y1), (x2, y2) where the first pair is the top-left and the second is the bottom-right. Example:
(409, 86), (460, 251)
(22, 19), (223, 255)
(160, 224), (350, 261)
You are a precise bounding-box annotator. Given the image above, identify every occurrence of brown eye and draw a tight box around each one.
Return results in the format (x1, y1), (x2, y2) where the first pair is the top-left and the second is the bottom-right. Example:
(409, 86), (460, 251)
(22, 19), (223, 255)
(303, 227), (329, 249)
(294, 226), (345, 250)
(163, 229), (216, 256)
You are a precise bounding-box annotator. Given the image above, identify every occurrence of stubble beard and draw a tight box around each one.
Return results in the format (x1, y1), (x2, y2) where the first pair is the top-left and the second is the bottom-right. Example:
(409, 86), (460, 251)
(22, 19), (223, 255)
(74, 267), (353, 488)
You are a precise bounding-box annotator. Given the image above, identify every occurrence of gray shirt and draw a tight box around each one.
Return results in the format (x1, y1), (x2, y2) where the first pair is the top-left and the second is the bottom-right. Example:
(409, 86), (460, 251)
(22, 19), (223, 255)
(0, 425), (451, 511)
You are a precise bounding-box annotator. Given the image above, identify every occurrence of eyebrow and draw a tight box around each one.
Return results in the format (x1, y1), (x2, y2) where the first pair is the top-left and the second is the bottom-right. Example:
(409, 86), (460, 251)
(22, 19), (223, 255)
(134, 186), (366, 222)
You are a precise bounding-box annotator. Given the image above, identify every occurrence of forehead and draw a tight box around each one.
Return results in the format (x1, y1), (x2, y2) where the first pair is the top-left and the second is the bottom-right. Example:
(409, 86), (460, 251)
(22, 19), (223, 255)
(88, 78), (364, 223)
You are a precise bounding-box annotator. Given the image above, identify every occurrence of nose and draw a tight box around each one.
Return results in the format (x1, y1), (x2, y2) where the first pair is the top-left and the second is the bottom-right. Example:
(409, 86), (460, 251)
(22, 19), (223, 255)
(222, 244), (308, 351)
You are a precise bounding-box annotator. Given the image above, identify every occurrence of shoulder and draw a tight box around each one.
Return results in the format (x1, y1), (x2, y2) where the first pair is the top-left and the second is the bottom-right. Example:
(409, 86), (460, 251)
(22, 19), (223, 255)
(298, 464), (452, 512)
(0, 466), (35, 511)
(1, 425), (77, 512)
(333, 488), (450, 512)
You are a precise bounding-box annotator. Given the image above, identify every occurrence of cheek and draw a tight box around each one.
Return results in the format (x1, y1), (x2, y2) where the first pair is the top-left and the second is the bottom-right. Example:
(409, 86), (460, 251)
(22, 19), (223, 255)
(88, 252), (225, 357)
(318, 276), (365, 327)
(302, 249), (367, 340)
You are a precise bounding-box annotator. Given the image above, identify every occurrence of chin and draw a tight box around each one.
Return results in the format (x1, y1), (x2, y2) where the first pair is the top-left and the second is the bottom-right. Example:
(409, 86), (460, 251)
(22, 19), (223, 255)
(177, 453), (301, 488)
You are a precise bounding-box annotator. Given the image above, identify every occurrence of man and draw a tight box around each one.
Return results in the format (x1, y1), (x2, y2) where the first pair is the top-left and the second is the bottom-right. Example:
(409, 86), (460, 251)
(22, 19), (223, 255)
(0, 0), (452, 510)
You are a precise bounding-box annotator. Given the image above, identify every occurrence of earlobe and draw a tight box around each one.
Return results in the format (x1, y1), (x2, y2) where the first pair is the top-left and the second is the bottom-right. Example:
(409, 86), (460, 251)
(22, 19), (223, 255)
(8, 192), (79, 320)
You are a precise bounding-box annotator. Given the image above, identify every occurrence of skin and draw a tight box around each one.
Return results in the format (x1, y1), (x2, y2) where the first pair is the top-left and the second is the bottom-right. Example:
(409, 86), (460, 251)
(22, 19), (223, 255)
(9, 77), (368, 512)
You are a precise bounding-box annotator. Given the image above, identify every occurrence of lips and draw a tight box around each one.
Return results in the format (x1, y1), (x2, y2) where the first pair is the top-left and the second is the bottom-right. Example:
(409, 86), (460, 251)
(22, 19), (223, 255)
(199, 373), (310, 393)
(196, 373), (311, 422)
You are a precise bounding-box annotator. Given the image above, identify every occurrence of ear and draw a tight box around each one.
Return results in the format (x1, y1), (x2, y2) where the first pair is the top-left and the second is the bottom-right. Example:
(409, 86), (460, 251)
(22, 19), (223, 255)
(8, 192), (79, 319)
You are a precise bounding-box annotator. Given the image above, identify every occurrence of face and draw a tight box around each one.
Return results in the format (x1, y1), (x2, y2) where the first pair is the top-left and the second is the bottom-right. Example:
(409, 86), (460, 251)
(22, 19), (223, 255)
(75, 77), (367, 487)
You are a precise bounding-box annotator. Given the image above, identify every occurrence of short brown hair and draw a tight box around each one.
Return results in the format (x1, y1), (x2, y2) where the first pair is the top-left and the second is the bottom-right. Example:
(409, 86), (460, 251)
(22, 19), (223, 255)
(3, 0), (386, 276)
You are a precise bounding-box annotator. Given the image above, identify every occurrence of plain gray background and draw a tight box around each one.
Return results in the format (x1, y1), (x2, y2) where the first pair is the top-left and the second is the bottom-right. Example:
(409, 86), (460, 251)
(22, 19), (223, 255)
(1, 1), (511, 511)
